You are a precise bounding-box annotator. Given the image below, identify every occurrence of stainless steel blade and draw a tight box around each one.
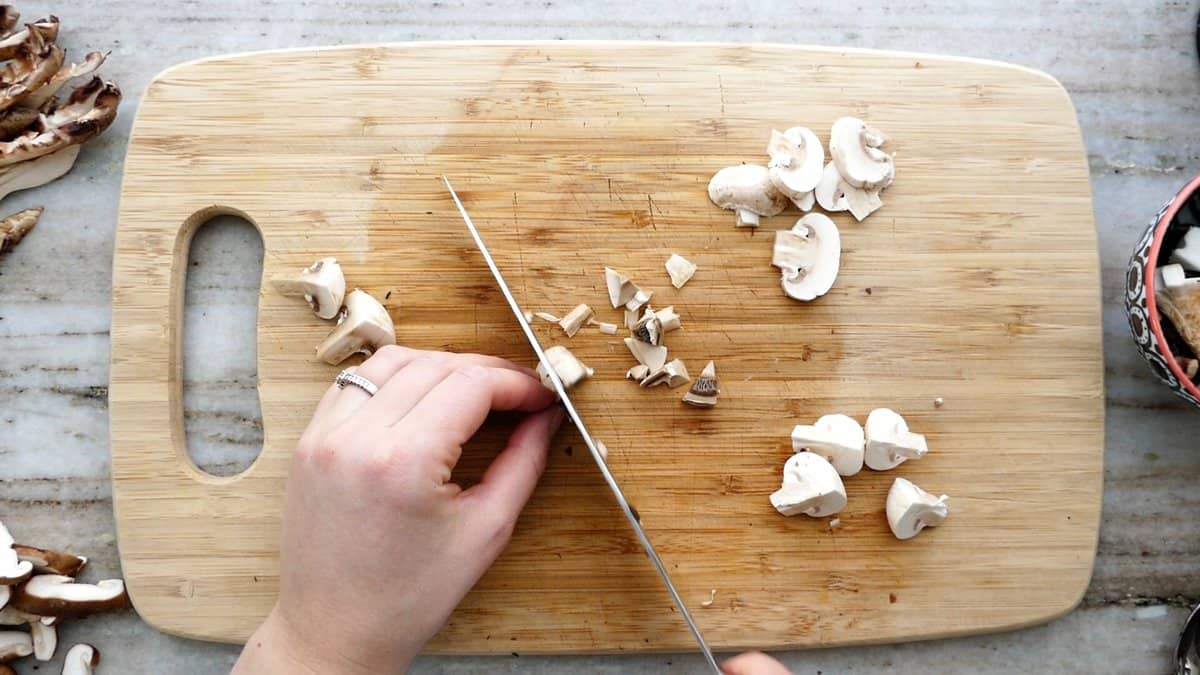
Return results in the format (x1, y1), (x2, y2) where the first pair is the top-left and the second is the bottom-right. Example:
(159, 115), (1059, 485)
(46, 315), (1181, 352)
(444, 176), (720, 672)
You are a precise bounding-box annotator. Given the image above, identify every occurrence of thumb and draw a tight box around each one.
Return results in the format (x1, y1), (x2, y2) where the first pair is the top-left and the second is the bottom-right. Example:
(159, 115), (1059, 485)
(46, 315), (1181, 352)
(721, 652), (793, 675)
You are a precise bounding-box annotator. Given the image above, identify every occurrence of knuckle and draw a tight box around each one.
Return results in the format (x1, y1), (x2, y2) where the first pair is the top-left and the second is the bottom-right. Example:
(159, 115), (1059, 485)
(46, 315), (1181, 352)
(455, 363), (492, 383)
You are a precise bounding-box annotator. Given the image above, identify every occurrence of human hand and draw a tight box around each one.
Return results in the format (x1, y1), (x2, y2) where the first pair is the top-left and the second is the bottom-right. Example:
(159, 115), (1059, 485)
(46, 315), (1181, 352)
(722, 651), (793, 675)
(233, 346), (561, 675)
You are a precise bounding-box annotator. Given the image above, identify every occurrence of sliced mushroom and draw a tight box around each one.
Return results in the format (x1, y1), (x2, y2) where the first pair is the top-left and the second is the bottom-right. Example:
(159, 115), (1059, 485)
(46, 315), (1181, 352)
(631, 311), (663, 346)
(767, 127), (824, 206)
(62, 643), (99, 675)
(0, 519), (32, 585)
(535, 345), (593, 390)
(0, 606), (36, 626)
(653, 306), (681, 333)
(814, 161), (848, 212)
(829, 116), (894, 190)
(791, 413), (865, 477)
(272, 257), (346, 320)
(0, 16), (57, 61)
(769, 452), (847, 518)
(13, 545), (87, 577)
(558, 303), (593, 337)
(707, 164), (788, 227)
(864, 408), (928, 471)
(623, 337), (667, 372)
(682, 360), (719, 407)
(30, 618), (55, 660)
(0, 631), (31, 662)
(0, 78), (120, 167)
(842, 184), (883, 221)
(21, 51), (105, 110)
(626, 364), (650, 381)
(0, 29), (64, 112)
(791, 190), (815, 212)
(641, 358), (690, 388)
(315, 290), (396, 365)
(11, 575), (128, 617)
(664, 253), (697, 288)
(771, 213), (841, 301)
(0, 144), (79, 201)
(0, 205), (40, 254)
(886, 477), (949, 540)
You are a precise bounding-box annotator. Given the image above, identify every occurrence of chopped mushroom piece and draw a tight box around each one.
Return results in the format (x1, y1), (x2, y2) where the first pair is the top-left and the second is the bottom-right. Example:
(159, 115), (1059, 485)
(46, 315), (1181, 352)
(771, 213), (841, 301)
(61, 643), (99, 675)
(791, 413), (865, 477)
(623, 308), (638, 330)
(654, 306), (681, 332)
(558, 303), (593, 337)
(625, 288), (653, 312)
(886, 477), (949, 540)
(31, 619), (55, 661)
(522, 309), (533, 322)
(535, 345), (593, 390)
(21, 50), (105, 110)
(664, 253), (697, 288)
(13, 544), (86, 577)
(864, 408), (928, 471)
(271, 257), (346, 320)
(0, 145), (80, 201)
(0, 631), (32, 662)
(641, 358), (690, 388)
(626, 364), (650, 381)
(623, 337), (668, 372)
(533, 311), (560, 323)
(315, 290), (396, 365)
(10, 575), (128, 617)
(631, 312), (663, 346)
(767, 127), (824, 207)
(769, 452), (847, 518)
(829, 116), (895, 190)
(604, 267), (638, 308)
(593, 321), (618, 335)
(682, 360), (719, 407)
(0, 206), (40, 255)
(707, 164), (788, 227)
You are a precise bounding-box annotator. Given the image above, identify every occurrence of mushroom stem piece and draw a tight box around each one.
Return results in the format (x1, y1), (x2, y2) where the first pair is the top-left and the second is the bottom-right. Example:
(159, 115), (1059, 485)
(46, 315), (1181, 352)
(558, 303), (593, 337)
(30, 619), (55, 661)
(864, 408), (928, 471)
(61, 643), (100, 675)
(682, 360), (719, 407)
(315, 290), (396, 365)
(535, 345), (593, 390)
(0, 631), (32, 662)
(772, 213), (841, 301)
(791, 413), (865, 477)
(769, 452), (847, 518)
(708, 164), (788, 227)
(665, 253), (697, 288)
(0, 205), (39, 255)
(272, 257), (346, 320)
(886, 477), (949, 540)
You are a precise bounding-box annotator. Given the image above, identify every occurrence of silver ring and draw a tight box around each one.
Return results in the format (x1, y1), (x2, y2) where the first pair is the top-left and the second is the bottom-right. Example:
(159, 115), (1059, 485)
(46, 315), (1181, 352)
(335, 370), (379, 397)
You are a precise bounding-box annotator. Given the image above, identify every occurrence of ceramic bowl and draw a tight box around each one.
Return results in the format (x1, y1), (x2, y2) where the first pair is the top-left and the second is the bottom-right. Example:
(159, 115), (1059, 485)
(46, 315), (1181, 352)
(1126, 174), (1200, 407)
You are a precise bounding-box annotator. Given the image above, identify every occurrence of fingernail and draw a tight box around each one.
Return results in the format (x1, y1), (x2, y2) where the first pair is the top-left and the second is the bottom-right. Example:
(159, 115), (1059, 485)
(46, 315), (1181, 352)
(550, 406), (566, 432)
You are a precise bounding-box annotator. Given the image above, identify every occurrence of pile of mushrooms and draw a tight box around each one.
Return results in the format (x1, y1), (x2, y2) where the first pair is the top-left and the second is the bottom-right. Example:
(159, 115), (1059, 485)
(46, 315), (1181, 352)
(271, 257), (397, 365)
(0, 518), (125, 672)
(770, 408), (949, 540)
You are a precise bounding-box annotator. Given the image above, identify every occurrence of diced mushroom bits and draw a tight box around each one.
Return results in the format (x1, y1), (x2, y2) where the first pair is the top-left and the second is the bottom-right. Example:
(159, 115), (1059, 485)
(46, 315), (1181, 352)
(864, 408), (928, 471)
(625, 288), (653, 312)
(682, 360), (719, 407)
(707, 164), (788, 227)
(623, 337), (668, 372)
(886, 477), (949, 540)
(791, 413), (865, 477)
(0, 632), (32, 662)
(664, 253), (697, 288)
(533, 311), (560, 323)
(769, 452), (847, 518)
(535, 345), (593, 390)
(591, 320), (619, 335)
(0, 519), (32, 585)
(271, 257), (346, 320)
(315, 289), (396, 365)
(766, 126), (825, 208)
(558, 303), (593, 337)
(604, 267), (639, 308)
(641, 358), (690, 388)
(623, 308), (639, 330)
(632, 311), (664, 346)
(61, 643), (99, 675)
(654, 306), (682, 333)
(772, 213), (841, 301)
(626, 364), (651, 381)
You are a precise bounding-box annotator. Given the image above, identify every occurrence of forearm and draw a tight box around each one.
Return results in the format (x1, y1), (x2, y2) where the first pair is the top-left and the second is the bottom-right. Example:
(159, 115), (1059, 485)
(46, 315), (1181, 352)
(232, 609), (413, 675)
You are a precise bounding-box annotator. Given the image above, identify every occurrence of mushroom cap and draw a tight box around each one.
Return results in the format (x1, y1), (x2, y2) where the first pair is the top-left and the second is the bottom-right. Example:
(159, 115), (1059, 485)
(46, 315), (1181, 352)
(865, 408), (928, 471)
(0, 631), (32, 662)
(829, 116), (894, 190)
(62, 643), (100, 675)
(767, 127), (824, 198)
(886, 477), (949, 540)
(791, 413), (865, 477)
(10, 575), (128, 617)
(315, 289), (396, 365)
(771, 213), (841, 301)
(707, 164), (788, 218)
(13, 544), (87, 577)
(769, 452), (847, 517)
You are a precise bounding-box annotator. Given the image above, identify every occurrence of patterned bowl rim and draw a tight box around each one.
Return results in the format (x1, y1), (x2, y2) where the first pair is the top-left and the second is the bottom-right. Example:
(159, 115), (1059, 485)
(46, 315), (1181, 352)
(1146, 173), (1200, 399)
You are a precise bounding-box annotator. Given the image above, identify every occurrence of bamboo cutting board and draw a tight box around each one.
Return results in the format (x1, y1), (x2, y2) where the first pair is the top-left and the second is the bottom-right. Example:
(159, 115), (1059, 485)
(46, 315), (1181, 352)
(110, 42), (1103, 651)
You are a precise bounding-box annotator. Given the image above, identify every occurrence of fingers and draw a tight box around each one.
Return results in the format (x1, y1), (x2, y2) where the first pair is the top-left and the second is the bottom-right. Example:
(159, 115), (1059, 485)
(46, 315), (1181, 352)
(721, 652), (793, 675)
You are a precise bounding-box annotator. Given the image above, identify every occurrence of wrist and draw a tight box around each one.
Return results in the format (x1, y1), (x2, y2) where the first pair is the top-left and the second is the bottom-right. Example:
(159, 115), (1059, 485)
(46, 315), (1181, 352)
(234, 606), (414, 675)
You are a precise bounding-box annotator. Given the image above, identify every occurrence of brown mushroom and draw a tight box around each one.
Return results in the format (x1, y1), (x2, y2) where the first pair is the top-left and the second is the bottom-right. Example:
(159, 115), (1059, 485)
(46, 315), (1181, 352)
(0, 631), (31, 662)
(62, 643), (99, 675)
(0, 16), (58, 62)
(21, 50), (105, 110)
(13, 544), (87, 577)
(0, 7), (20, 36)
(0, 27), (64, 112)
(0, 205), (39, 254)
(0, 78), (120, 167)
(10, 575), (129, 617)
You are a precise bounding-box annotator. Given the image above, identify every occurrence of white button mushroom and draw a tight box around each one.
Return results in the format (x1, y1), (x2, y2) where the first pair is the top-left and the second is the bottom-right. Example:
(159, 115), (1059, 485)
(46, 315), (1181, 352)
(61, 643), (100, 675)
(814, 160), (881, 222)
(315, 289), (396, 365)
(828, 116), (895, 191)
(766, 127), (824, 208)
(864, 408), (928, 471)
(536, 345), (594, 391)
(791, 413), (865, 477)
(271, 257), (347, 320)
(707, 164), (788, 228)
(886, 477), (949, 540)
(769, 452), (847, 518)
(771, 213), (841, 301)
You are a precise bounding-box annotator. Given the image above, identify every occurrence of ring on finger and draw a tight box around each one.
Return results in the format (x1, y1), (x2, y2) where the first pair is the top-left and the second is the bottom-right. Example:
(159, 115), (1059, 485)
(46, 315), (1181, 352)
(335, 370), (380, 397)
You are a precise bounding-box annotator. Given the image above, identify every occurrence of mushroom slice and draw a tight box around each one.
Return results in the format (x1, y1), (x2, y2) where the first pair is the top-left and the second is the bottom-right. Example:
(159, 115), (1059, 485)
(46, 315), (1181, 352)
(0, 16), (57, 61)
(0, 29), (64, 112)
(664, 253), (697, 288)
(626, 364), (650, 381)
(558, 303), (593, 337)
(0, 606), (36, 626)
(314, 290), (396, 365)
(30, 618), (54, 660)
(271, 257), (346, 320)
(0, 519), (32, 585)
(769, 452), (847, 518)
(631, 311), (663, 346)
(886, 477), (949, 540)
(13, 545), (87, 577)
(771, 213), (841, 301)
(535, 345), (593, 390)
(767, 127), (824, 203)
(62, 643), (100, 675)
(829, 116), (895, 190)
(707, 164), (788, 227)
(791, 413), (865, 477)
(864, 408), (928, 471)
(814, 161), (849, 212)
(792, 190), (815, 212)
(682, 360), (719, 407)
(842, 183), (883, 222)
(641, 358), (690, 388)
(0, 78), (120, 167)
(10, 576), (128, 617)
(0, 205), (41, 254)
(21, 51), (106, 110)
(0, 631), (31, 662)
(0, 144), (80, 201)
(623, 337), (667, 372)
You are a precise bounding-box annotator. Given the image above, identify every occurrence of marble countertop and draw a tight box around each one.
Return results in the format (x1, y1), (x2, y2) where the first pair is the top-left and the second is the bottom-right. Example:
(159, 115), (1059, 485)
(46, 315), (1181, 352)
(2, 0), (1199, 672)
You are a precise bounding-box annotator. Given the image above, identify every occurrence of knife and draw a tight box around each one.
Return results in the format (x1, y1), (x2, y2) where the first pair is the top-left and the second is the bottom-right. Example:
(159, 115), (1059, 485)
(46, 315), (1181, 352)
(443, 176), (721, 673)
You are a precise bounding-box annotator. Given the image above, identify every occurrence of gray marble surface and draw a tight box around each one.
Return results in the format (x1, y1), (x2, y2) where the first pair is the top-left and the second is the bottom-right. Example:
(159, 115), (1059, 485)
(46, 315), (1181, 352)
(1, 0), (1199, 672)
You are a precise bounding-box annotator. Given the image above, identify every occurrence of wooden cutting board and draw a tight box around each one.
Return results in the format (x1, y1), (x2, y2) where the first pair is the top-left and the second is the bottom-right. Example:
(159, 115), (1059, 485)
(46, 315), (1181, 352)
(110, 42), (1103, 652)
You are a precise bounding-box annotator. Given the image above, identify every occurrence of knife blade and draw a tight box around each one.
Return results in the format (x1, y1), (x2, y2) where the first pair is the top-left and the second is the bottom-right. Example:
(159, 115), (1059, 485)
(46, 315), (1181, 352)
(443, 176), (720, 673)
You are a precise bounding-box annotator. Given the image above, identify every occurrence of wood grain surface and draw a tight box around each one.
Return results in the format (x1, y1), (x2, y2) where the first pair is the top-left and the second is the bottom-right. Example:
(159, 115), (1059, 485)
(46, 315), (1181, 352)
(109, 42), (1103, 652)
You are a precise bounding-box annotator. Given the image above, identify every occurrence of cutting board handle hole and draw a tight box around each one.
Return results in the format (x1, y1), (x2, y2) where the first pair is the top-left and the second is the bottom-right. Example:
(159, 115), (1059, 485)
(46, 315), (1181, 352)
(180, 211), (264, 479)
